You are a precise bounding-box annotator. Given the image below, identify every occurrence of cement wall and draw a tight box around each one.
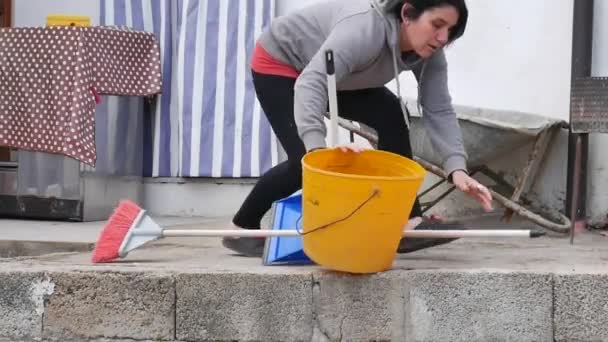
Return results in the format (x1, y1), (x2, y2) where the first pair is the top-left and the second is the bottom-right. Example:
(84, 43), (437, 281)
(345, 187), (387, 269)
(1, 270), (607, 342)
(143, 178), (255, 218)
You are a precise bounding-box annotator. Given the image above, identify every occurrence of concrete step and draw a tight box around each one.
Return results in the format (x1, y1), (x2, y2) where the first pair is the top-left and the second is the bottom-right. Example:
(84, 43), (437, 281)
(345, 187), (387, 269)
(0, 216), (607, 341)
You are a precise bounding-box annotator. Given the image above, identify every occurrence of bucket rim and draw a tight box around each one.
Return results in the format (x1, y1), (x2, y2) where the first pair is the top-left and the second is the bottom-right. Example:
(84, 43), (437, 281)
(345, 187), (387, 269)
(301, 149), (426, 182)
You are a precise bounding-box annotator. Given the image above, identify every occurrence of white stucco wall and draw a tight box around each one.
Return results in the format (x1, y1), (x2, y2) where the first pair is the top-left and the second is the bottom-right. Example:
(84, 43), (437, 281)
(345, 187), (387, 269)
(587, 0), (608, 226)
(13, 0), (100, 27)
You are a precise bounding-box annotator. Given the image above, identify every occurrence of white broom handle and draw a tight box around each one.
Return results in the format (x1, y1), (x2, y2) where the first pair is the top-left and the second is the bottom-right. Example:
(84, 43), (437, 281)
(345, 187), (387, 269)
(161, 229), (540, 238)
(326, 49), (339, 147)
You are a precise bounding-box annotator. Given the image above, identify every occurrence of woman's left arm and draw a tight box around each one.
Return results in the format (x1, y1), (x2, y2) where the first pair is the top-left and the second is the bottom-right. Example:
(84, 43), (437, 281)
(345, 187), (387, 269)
(412, 49), (467, 176)
(413, 50), (493, 212)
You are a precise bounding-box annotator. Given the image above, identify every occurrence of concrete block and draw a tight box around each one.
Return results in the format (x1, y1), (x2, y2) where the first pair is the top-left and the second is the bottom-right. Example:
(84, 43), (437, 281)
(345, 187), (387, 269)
(176, 273), (313, 341)
(12, 339), (185, 342)
(0, 272), (52, 341)
(403, 271), (553, 342)
(144, 179), (254, 217)
(554, 274), (608, 342)
(42, 272), (175, 341)
(34, 339), (187, 342)
(312, 272), (407, 341)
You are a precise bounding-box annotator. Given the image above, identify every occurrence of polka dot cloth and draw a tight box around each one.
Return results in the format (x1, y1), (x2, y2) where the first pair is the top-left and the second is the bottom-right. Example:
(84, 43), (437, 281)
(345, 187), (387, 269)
(0, 26), (162, 165)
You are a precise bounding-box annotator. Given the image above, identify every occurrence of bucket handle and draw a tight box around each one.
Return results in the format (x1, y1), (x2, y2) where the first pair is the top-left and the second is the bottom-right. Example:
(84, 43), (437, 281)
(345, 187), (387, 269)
(297, 187), (381, 236)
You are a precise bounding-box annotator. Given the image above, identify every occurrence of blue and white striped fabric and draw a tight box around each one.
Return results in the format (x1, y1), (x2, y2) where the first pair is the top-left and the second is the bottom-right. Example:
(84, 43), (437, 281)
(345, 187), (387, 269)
(99, 0), (279, 178)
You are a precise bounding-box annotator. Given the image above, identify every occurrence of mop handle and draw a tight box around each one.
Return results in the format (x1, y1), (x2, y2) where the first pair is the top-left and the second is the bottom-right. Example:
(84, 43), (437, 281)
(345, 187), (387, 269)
(159, 229), (543, 238)
(326, 49), (339, 147)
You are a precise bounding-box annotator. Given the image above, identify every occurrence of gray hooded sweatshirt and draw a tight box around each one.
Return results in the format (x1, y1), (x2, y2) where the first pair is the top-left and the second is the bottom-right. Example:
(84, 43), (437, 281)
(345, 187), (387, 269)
(257, 0), (467, 175)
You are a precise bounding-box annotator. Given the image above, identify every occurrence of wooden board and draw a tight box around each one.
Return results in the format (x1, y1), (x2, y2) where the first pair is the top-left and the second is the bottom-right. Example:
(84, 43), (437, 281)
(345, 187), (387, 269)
(0, 0), (11, 27)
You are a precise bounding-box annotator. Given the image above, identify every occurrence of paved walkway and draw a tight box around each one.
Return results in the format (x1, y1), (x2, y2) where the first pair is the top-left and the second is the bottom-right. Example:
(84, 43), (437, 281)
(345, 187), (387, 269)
(0, 214), (607, 341)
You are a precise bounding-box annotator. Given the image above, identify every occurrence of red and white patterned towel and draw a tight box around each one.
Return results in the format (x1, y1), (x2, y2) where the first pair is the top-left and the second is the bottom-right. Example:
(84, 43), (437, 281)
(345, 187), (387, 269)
(0, 26), (162, 165)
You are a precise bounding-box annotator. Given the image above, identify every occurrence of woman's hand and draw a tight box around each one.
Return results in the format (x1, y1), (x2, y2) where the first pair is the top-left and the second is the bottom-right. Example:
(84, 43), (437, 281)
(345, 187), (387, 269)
(451, 170), (494, 212)
(335, 144), (366, 153)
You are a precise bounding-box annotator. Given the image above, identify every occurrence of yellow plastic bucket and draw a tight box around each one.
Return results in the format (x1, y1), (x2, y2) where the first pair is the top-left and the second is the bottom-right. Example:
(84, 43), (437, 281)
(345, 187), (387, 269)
(301, 149), (426, 274)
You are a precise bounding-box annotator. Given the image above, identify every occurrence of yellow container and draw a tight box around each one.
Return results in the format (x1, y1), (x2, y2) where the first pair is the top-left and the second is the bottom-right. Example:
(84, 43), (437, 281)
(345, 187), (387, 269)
(46, 15), (91, 27)
(301, 149), (426, 274)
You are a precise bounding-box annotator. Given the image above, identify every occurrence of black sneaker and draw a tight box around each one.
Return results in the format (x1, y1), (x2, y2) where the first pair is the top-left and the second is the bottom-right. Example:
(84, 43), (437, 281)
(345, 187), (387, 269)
(396, 220), (465, 253)
(222, 236), (265, 257)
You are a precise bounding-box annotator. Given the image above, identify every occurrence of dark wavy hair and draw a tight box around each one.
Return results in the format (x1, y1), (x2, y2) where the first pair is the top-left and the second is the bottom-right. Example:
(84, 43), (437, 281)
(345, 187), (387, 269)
(392, 0), (468, 44)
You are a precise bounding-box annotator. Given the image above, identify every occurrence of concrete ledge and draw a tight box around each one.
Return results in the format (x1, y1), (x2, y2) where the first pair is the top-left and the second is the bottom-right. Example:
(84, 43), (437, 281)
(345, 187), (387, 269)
(0, 269), (592, 342)
(176, 273), (313, 341)
(554, 274), (608, 342)
(143, 180), (254, 218)
(0, 340), (185, 342)
(403, 271), (553, 342)
(313, 272), (407, 341)
(42, 272), (175, 341)
(0, 272), (50, 341)
(2, 219), (608, 341)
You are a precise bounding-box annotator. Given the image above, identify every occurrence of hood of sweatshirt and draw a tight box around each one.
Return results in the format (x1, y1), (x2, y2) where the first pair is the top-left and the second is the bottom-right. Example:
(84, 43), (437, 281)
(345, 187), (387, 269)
(370, 0), (428, 127)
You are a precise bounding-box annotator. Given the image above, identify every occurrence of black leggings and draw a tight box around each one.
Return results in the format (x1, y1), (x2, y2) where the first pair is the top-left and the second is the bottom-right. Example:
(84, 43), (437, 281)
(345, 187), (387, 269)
(233, 71), (422, 229)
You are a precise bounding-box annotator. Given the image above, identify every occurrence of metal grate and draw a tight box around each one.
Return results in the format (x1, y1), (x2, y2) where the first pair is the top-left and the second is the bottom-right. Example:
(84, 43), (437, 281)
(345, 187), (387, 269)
(570, 76), (608, 133)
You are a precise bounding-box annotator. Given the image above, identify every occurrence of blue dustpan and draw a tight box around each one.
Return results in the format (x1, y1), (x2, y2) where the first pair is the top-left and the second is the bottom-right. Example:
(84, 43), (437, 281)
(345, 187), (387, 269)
(262, 191), (314, 266)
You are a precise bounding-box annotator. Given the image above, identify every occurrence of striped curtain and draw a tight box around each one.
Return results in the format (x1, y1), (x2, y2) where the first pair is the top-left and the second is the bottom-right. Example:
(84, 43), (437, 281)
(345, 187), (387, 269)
(99, 0), (279, 178)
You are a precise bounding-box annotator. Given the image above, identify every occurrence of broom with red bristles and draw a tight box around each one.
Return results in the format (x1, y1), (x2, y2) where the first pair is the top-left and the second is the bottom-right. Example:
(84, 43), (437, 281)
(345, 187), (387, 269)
(91, 200), (543, 263)
(92, 200), (145, 263)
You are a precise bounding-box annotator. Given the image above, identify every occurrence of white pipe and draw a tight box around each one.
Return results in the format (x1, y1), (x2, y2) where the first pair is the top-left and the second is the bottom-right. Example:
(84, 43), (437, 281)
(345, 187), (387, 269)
(161, 229), (535, 238)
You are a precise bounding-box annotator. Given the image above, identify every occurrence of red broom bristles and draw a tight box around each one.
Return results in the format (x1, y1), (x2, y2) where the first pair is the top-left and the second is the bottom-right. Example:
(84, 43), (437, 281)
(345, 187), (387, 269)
(91, 200), (143, 263)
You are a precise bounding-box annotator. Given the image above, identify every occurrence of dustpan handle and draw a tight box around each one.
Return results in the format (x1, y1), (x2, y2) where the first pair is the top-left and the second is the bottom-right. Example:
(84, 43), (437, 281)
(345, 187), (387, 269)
(326, 49), (339, 148)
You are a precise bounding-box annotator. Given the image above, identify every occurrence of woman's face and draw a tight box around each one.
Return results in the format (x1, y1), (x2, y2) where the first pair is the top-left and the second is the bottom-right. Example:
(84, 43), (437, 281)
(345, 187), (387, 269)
(399, 5), (460, 58)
